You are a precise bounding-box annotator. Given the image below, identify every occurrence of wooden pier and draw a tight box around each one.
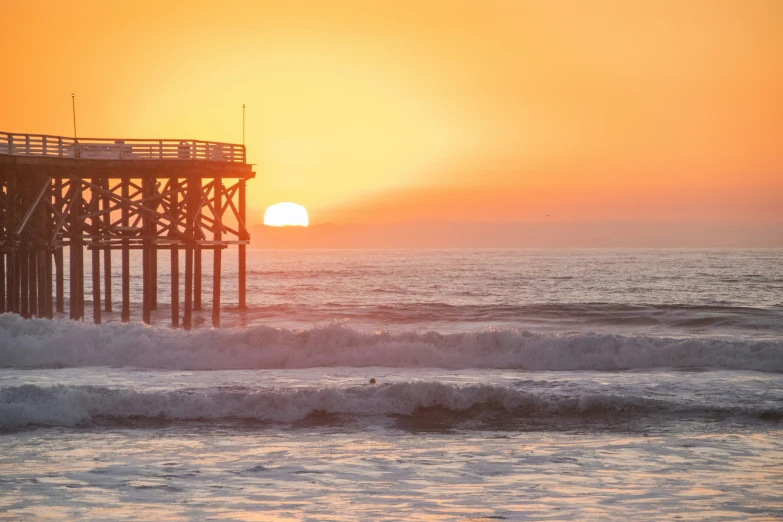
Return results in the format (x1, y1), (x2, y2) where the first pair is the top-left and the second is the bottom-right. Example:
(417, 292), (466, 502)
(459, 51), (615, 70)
(0, 131), (254, 329)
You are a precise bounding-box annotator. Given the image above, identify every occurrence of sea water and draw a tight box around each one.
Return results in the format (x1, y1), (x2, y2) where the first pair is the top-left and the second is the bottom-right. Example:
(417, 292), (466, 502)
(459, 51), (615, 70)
(1, 249), (782, 520)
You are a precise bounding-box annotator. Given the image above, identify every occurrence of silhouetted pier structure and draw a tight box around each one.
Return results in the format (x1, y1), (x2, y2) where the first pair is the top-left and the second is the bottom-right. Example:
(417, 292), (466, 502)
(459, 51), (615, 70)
(0, 131), (254, 329)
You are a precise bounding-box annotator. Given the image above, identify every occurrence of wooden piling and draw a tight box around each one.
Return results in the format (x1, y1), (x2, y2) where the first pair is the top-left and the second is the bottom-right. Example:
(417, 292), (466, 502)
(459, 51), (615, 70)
(183, 175), (199, 330)
(194, 243), (202, 311)
(121, 180), (130, 322)
(18, 177), (29, 318)
(238, 178), (247, 310)
(102, 178), (112, 312)
(0, 173), (4, 313)
(54, 178), (64, 314)
(0, 253), (5, 314)
(212, 176), (222, 327)
(91, 179), (101, 324)
(44, 245), (53, 319)
(36, 247), (47, 319)
(39, 176), (52, 319)
(92, 245), (101, 323)
(54, 247), (63, 313)
(184, 240), (193, 330)
(5, 170), (17, 314)
(28, 247), (37, 316)
(142, 177), (152, 324)
(70, 179), (84, 320)
(20, 240), (29, 318)
(170, 178), (180, 327)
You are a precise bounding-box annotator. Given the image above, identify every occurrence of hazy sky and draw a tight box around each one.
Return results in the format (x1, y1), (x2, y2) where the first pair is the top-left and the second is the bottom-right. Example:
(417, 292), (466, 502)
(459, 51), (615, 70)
(3, 0), (782, 228)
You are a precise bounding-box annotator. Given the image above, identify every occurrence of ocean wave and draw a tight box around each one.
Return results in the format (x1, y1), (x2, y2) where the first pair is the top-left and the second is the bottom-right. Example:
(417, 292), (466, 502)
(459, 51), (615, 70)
(2, 382), (780, 431)
(1, 314), (781, 372)
(242, 302), (783, 331)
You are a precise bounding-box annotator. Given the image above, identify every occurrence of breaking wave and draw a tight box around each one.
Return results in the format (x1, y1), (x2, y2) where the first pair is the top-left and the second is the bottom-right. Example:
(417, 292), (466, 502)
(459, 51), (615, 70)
(1, 314), (781, 372)
(2, 381), (780, 431)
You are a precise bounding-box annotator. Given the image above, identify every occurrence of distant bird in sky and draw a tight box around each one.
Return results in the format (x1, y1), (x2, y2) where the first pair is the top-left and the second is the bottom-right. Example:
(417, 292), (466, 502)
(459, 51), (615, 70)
(545, 214), (550, 218)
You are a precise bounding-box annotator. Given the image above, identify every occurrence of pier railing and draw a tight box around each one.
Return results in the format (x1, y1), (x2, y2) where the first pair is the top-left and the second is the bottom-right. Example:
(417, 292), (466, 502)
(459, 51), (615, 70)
(0, 131), (246, 163)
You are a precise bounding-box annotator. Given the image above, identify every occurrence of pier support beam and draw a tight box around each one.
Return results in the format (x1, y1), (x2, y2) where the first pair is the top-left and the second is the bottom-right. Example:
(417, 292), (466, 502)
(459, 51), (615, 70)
(91, 178), (101, 324)
(0, 253), (5, 314)
(121, 181), (130, 322)
(184, 240), (193, 330)
(238, 178), (247, 310)
(44, 245), (53, 319)
(0, 172), (4, 313)
(54, 178), (64, 314)
(91, 243), (101, 323)
(19, 178), (29, 318)
(27, 246), (36, 317)
(151, 182), (158, 311)
(69, 180), (84, 320)
(194, 244), (202, 311)
(54, 247), (63, 313)
(102, 178), (112, 313)
(170, 178), (180, 328)
(183, 174), (199, 330)
(142, 177), (152, 324)
(212, 176), (222, 327)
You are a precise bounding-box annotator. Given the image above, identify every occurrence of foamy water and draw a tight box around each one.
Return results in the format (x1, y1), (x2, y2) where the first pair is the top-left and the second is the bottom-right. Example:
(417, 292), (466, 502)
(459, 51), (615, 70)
(1, 249), (782, 520)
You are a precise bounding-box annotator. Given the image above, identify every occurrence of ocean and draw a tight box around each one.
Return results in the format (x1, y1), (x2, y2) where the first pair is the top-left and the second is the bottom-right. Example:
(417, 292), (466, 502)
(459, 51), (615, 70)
(1, 249), (782, 520)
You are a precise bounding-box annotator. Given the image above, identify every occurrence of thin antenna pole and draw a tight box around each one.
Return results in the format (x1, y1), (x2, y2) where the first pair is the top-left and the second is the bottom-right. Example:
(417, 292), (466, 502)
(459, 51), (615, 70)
(71, 93), (77, 140)
(242, 104), (245, 147)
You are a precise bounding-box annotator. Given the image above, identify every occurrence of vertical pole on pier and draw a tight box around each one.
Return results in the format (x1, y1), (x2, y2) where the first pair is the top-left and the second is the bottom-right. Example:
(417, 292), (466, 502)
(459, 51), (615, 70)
(212, 176), (222, 327)
(170, 177), (180, 327)
(70, 179), (83, 320)
(238, 178), (247, 310)
(91, 178), (101, 324)
(102, 178), (112, 312)
(121, 180), (130, 322)
(141, 177), (152, 324)
(54, 178), (64, 314)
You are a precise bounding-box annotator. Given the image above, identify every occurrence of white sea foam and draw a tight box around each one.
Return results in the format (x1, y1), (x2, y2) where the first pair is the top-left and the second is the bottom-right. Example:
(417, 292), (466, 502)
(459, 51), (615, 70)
(3, 381), (779, 430)
(1, 314), (782, 372)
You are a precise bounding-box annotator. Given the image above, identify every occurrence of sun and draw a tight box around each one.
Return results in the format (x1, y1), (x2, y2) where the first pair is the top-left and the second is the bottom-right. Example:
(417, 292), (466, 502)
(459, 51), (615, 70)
(263, 202), (309, 227)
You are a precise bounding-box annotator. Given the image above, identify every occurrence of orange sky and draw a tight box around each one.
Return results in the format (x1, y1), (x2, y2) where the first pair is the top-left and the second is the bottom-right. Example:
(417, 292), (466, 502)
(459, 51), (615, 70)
(2, 0), (782, 228)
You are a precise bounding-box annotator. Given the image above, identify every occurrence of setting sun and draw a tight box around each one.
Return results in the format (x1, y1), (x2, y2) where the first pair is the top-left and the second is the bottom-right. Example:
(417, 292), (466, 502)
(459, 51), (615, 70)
(263, 202), (309, 227)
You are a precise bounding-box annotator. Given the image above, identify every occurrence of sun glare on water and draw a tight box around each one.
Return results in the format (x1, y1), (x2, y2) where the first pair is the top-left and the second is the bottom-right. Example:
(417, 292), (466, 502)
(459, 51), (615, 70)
(263, 202), (309, 227)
